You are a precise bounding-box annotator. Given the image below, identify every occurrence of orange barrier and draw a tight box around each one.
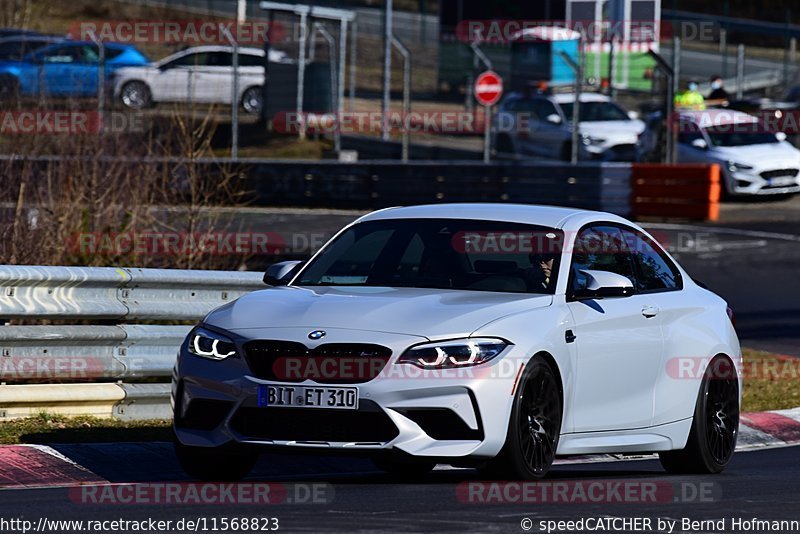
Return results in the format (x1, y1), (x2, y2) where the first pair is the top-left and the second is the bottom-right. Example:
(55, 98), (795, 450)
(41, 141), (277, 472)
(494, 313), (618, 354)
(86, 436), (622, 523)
(630, 164), (721, 221)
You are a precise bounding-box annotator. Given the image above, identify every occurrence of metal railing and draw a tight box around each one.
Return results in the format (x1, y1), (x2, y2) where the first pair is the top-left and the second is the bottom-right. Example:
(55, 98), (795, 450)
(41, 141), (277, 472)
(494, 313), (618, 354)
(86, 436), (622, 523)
(0, 266), (265, 419)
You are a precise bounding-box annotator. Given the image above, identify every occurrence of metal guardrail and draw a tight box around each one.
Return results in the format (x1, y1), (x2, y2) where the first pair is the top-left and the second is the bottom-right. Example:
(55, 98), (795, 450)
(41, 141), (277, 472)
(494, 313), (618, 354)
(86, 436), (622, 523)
(0, 266), (264, 320)
(0, 266), (266, 419)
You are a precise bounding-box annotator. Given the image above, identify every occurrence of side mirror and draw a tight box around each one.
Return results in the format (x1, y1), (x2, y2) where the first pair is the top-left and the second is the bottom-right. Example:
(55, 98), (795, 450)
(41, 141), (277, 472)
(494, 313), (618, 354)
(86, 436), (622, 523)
(691, 138), (708, 150)
(263, 260), (304, 286)
(628, 110), (640, 120)
(545, 114), (562, 125)
(776, 132), (788, 142)
(573, 269), (635, 299)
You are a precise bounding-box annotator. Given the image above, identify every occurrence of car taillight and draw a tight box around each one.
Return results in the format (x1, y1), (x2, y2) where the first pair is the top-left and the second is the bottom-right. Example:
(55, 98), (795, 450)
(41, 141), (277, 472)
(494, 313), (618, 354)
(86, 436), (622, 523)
(726, 305), (736, 329)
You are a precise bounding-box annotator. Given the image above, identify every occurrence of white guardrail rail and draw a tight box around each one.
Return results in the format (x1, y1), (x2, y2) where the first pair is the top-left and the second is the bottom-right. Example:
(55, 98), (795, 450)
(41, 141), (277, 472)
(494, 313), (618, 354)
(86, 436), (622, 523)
(0, 266), (265, 420)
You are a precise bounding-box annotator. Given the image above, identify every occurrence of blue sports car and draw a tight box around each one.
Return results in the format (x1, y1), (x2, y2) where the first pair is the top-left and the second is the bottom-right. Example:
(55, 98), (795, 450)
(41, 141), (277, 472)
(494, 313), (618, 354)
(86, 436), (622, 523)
(0, 41), (149, 100)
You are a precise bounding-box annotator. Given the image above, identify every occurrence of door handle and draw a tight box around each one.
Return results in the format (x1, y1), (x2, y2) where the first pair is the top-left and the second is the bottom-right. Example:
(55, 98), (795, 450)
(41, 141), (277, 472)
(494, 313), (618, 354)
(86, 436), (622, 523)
(641, 305), (660, 318)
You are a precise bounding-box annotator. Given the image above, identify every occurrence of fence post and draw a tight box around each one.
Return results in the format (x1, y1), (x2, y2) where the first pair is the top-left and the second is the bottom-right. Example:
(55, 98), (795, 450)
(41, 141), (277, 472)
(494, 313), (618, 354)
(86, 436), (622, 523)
(648, 49), (676, 164)
(469, 42), (493, 164)
(391, 36), (411, 162)
(736, 44), (745, 100)
(313, 23), (340, 155)
(221, 26), (239, 159)
(558, 45), (583, 165)
(382, 0), (392, 140)
(87, 31), (105, 131)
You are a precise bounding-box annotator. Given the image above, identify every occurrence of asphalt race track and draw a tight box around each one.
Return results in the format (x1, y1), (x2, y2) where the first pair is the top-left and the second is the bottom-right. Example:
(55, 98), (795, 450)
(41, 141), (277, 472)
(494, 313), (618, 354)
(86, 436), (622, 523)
(0, 445), (799, 533)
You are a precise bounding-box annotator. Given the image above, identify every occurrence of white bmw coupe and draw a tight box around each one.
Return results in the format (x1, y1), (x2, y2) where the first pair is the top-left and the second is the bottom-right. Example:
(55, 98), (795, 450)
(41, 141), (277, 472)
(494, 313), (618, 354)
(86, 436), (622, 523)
(172, 204), (741, 480)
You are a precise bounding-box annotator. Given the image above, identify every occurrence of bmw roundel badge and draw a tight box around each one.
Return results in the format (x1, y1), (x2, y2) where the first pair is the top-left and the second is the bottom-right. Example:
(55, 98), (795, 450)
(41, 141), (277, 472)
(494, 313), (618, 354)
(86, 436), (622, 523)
(308, 330), (326, 340)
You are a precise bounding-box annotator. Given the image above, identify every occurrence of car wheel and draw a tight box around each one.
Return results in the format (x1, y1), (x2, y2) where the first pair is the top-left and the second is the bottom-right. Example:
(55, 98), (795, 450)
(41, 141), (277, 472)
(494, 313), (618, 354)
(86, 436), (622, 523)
(485, 358), (562, 480)
(371, 456), (436, 480)
(174, 437), (258, 481)
(659, 356), (739, 474)
(120, 81), (152, 109)
(241, 87), (263, 115)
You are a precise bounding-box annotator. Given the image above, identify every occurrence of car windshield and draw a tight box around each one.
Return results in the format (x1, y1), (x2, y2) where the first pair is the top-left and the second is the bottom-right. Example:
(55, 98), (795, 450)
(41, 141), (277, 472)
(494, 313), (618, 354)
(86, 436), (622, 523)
(295, 218), (565, 294)
(704, 127), (779, 147)
(560, 101), (630, 122)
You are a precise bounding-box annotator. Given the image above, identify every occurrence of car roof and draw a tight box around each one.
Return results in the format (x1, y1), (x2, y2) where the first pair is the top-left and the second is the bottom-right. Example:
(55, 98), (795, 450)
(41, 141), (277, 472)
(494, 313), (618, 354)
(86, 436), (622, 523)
(680, 109), (758, 127)
(170, 45), (264, 55)
(357, 203), (629, 230)
(0, 35), (62, 44)
(550, 92), (612, 104)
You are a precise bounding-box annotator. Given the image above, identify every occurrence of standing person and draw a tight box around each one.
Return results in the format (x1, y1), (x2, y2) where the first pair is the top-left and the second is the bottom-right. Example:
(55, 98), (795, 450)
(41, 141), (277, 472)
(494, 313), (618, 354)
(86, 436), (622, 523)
(675, 80), (706, 110)
(708, 75), (731, 102)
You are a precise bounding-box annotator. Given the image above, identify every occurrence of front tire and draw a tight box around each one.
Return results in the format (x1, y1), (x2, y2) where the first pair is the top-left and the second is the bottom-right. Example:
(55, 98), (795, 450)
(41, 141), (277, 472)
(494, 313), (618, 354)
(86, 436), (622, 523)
(659, 356), (739, 474)
(174, 438), (258, 481)
(120, 81), (152, 110)
(485, 358), (562, 480)
(241, 86), (263, 115)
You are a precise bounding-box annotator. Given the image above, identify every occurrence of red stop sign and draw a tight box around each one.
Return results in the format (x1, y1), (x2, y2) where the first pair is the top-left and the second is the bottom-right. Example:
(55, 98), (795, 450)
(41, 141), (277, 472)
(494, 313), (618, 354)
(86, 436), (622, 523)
(474, 71), (503, 106)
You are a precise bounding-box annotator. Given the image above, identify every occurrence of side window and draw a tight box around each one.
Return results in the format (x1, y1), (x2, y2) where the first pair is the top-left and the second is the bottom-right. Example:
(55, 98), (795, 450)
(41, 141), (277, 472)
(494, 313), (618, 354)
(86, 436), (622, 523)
(531, 99), (559, 121)
(209, 52), (233, 67)
(677, 122), (703, 145)
(166, 52), (209, 68)
(239, 53), (264, 67)
(41, 45), (82, 63)
(81, 45), (100, 64)
(621, 229), (681, 292)
(571, 226), (636, 292)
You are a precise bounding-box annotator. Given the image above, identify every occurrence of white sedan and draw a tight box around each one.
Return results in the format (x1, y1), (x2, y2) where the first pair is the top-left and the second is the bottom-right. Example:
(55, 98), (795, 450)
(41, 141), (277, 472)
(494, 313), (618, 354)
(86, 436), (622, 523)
(172, 204), (741, 480)
(113, 45), (289, 114)
(677, 109), (800, 196)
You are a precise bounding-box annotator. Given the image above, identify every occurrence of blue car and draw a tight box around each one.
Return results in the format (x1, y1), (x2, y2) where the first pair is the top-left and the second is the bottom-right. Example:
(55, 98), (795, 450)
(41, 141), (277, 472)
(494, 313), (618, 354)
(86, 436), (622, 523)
(0, 41), (149, 100)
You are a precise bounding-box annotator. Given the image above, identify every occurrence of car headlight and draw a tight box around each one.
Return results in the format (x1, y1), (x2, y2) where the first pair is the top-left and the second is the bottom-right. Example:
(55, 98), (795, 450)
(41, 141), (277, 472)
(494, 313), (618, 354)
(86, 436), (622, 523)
(581, 135), (606, 146)
(728, 161), (754, 173)
(397, 338), (510, 369)
(187, 327), (237, 360)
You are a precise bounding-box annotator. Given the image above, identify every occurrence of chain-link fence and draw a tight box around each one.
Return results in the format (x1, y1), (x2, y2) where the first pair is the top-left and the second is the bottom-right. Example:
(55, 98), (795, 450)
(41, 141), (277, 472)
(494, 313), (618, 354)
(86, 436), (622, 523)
(2, 0), (800, 162)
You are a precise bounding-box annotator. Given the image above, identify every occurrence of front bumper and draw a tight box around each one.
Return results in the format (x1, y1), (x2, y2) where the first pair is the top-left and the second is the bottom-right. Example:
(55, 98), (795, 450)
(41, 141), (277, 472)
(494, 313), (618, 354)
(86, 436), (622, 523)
(172, 327), (521, 460)
(726, 167), (800, 195)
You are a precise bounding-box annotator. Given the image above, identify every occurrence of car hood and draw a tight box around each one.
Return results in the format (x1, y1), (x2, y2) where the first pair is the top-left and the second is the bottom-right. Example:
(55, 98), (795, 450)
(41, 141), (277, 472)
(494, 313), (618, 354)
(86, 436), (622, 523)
(114, 65), (154, 75)
(205, 285), (552, 339)
(709, 142), (800, 167)
(578, 120), (646, 142)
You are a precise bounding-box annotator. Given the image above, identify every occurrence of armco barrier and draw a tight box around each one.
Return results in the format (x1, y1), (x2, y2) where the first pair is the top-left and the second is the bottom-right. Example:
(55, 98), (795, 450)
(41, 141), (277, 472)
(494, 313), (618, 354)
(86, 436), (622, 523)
(0, 266), (265, 420)
(630, 164), (721, 221)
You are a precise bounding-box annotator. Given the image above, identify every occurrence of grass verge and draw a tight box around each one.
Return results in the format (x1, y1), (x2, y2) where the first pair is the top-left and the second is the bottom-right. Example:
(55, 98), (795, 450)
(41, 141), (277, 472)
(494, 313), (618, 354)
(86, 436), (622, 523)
(742, 348), (800, 412)
(0, 412), (171, 445)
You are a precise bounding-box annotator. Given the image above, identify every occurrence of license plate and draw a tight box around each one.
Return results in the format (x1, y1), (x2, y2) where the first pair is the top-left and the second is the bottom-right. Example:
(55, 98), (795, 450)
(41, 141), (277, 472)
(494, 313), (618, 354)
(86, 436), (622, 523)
(768, 176), (797, 187)
(257, 384), (359, 410)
